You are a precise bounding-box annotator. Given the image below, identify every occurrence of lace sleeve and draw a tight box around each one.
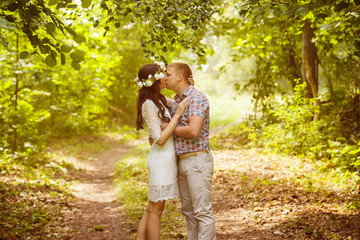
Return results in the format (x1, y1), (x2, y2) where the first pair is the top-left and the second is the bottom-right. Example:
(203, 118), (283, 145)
(142, 100), (161, 143)
(165, 96), (175, 107)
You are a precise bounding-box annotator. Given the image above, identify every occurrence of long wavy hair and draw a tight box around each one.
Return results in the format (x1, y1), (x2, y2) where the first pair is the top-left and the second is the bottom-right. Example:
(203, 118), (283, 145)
(135, 64), (172, 130)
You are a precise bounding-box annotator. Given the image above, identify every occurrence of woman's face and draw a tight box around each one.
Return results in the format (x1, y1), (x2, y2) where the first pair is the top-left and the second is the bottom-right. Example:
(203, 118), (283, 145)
(159, 75), (166, 90)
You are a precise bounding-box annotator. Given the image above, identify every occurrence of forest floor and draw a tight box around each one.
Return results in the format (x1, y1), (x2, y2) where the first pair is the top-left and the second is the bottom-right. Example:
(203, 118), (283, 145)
(49, 132), (359, 240)
(211, 148), (359, 240)
(45, 135), (138, 240)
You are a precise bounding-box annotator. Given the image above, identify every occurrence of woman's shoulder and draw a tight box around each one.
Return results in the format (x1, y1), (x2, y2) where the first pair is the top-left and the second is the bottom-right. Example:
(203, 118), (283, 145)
(142, 99), (157, 109)
(143, 99), (155, 105)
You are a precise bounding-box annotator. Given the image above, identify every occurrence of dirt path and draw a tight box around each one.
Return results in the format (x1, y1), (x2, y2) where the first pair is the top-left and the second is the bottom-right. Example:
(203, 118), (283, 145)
(52, 135), (359, 240)
(61, 143), (135, 240)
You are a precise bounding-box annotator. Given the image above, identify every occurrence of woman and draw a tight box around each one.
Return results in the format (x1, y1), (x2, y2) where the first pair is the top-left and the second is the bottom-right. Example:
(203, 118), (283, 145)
(135, 62), (188, 240)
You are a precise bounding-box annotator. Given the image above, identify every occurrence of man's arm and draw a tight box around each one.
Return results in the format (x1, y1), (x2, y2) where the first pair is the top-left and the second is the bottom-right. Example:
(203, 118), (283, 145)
(173, 116), (203, 138)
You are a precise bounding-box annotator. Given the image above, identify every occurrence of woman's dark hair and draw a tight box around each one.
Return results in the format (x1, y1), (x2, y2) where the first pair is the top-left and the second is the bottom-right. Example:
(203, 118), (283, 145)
(135, 64), (171, 130)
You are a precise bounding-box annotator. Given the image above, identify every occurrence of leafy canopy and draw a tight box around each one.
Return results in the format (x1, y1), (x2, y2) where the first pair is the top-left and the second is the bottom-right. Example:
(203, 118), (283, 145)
(0, 0), (219, 69)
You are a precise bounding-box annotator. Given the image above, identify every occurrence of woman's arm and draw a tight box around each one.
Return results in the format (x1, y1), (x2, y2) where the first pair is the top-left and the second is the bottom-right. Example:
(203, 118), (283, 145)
(142, 98), (188, 146)
(156, 97), (188, 146)
(160, 116), (204, 138)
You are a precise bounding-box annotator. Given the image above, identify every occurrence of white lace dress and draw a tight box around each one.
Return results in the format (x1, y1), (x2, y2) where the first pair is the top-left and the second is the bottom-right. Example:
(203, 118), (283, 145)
(142, 99), (178, 202)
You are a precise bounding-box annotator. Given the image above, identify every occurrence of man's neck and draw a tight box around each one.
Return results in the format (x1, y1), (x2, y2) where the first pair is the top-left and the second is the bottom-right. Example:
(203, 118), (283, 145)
(176, 83), (191, 97)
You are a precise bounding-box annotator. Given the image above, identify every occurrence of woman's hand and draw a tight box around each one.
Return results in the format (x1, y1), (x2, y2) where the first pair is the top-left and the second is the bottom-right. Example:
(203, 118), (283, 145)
(174, 97), (189, 118)
(155, 97), (189, 146)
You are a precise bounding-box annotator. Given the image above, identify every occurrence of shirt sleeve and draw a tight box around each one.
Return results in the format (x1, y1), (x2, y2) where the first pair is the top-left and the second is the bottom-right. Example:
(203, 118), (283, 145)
(188, 94), (209, 118)
(142, 101), (161, 143)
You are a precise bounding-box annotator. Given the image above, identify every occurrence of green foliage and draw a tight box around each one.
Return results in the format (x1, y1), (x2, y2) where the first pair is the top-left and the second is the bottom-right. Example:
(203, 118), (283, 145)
(245, 82), (360, 172)
(0, 17), (149, 153)
(0, 0), (219, 68)
(249, 82), (322, 153)
(215, 0), (360, 120)
(210, 0), (360, 174)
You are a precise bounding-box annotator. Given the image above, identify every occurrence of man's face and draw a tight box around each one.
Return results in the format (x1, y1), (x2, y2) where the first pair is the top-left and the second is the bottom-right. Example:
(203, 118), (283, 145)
(165, 66), (178, 90)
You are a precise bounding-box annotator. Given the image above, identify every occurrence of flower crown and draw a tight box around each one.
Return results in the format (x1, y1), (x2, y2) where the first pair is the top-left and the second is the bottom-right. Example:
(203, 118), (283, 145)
(134, 61), (166, 88)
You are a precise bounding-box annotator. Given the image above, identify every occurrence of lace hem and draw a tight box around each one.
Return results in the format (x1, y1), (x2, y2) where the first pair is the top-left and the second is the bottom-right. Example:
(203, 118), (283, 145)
(148, 183), (178, 202)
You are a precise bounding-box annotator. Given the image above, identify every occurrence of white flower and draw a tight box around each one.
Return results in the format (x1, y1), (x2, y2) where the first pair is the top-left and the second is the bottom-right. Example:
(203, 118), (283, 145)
(134, 61), (166, 87)
(154, 73), (161, 80)
(159, 72), (165, 79)
(155, 61), (166, 71)
(145, 80), (153, 87)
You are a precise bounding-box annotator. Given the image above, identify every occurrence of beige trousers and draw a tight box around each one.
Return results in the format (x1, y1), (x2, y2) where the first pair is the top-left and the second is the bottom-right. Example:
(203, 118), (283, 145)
(178, 151), (216, 240)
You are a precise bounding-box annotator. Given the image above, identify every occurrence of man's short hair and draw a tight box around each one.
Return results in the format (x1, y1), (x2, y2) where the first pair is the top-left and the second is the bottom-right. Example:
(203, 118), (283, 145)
(168, 62), (193, 85)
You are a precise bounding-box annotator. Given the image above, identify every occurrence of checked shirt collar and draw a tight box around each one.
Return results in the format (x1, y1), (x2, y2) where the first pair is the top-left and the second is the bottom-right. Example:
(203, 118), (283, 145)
(174, 85), (194, 102)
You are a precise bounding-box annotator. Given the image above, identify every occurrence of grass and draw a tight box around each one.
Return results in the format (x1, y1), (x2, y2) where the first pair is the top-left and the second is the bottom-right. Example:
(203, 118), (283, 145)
(47, 125), (142, 161)
(114, 143), (187, 239)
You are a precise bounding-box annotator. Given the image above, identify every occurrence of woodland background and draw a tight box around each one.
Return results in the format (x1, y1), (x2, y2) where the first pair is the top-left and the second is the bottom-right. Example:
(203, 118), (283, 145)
(0, 0), (359, 239)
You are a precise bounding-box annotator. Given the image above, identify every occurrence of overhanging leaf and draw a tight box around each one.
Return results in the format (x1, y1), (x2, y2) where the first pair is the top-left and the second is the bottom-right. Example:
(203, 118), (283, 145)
(70, 50), (84, 62)
(73, 35), (86, 43)
(45, 55), (57, 67)
(60, 44), (72, 53)
(61, 53), (65, 65)
(20, 51), (29, 59)
(48, 0), (59, 6)
(81, 0), (92, 8)
(39, 44), (51, 54)
(46, 22), (56, 34)
(71, 61), (81, 70)
(65, 26), (77, 36)
(67, 4), (77, 8)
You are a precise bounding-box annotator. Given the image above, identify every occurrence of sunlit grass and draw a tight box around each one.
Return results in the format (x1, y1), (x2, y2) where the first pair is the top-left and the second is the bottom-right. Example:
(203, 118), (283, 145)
(47, 126), (142, 161)
(114, 143), (187, 239)
(209, 94), (252, 131)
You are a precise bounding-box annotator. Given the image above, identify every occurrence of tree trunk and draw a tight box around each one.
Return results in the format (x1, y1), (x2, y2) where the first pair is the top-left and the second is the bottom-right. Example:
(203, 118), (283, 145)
(302, 19), (321, 121)
(13, 34), (19, 152)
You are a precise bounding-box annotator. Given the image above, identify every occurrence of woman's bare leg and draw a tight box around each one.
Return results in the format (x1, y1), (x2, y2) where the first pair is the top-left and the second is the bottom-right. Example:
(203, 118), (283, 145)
(147, 200), (165, 240)
(136, 204), (150, 240)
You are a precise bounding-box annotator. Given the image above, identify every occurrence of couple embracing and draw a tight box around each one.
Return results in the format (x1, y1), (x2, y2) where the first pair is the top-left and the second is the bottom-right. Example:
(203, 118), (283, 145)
(135, 62), (215, 240)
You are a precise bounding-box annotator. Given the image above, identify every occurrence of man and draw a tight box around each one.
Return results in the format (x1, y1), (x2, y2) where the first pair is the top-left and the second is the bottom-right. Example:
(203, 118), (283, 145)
(165, 62), (216, 240)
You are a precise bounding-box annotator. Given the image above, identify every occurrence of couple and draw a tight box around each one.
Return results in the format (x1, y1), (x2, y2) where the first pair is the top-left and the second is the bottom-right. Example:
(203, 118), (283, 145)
(135, 62), (215, 240)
